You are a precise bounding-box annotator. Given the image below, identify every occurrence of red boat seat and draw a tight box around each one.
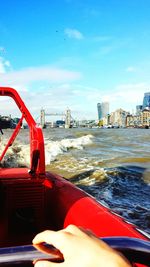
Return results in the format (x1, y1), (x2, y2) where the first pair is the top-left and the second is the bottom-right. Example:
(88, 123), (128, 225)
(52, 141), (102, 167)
(0, 175), (47, 247)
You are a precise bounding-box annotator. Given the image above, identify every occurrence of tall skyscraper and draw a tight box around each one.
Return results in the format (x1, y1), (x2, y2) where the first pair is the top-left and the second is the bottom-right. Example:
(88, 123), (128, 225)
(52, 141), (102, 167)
(97, 103), (102, 120)
(97, 102), (109, 120)
(143, 92), (150, 110)
(136, 105), (143, 115)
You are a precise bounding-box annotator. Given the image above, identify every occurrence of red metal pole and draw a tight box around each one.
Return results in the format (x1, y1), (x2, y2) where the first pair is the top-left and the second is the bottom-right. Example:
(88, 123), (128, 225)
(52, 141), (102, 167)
(0, 87), (45, 175)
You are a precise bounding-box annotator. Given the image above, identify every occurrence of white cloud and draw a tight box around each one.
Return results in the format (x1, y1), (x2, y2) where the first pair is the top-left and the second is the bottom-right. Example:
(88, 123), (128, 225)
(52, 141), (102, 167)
(0, 62), (5, 74)
(101, 83), (149, 112)
(4, 60), (11, 67)
(72, 83), (149, 115)
(0, 81), (148, 120)
(0, 59), (83, 118)
(64, 28), (84, 40)
(0, 58), (7, 73)
(0, 66), (81, 85)
(126, 66), (136, 72)
(0, 52), (149, 120)
(0, 57), (11, 74)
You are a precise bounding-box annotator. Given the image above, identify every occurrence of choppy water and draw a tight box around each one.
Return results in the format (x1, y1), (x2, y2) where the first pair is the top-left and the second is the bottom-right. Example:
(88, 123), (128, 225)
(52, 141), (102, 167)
(0, 128), (150, 235)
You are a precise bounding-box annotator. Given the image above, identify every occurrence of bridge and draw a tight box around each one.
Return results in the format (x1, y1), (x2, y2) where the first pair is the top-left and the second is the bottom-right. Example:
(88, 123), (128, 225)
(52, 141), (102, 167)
(40, 108), (72, 128)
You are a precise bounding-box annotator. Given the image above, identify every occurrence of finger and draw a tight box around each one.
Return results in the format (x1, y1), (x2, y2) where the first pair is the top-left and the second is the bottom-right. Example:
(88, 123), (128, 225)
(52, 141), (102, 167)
(32, 225), (81, 246)
(65, 226), (115, 251)
(33, 230), (62, 248)
(33, 243), (64, 262)
(66, 226), (114, 249)
(65, 224), (93, 237)
(33, 225), (83, 246)
(65, 224), (101, 243)
(65, 224), (85, 235)
(32, 229), (73, 252)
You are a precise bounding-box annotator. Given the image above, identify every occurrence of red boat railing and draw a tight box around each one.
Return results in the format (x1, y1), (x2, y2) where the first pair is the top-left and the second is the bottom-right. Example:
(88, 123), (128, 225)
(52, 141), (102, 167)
(0, 87), (45, 175)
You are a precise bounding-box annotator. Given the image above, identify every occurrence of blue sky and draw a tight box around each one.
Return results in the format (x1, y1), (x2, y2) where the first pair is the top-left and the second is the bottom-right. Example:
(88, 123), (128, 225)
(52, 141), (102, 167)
(0, 0), (150, 120)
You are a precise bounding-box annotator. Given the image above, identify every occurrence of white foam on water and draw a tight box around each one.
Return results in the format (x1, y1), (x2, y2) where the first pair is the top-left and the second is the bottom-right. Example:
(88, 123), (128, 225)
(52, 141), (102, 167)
(0, 140), (30, 167)
(73, 168), (108, 186)
(45, 134), (94, 164)
(0, 134), (94, 167)
(143, 169), (150, 185)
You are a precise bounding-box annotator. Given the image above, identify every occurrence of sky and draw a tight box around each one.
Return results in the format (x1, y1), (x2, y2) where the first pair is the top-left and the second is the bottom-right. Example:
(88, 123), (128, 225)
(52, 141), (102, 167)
(0, 0), (150, 120)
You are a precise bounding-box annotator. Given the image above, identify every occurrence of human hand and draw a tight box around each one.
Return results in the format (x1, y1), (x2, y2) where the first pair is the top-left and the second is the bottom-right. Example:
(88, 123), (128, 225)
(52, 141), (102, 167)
(32, 224), (131, 267)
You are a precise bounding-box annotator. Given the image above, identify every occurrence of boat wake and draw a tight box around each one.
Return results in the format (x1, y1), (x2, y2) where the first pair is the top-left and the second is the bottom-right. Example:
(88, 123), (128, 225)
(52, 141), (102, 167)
(45, 134), (94, 164)
(0, 134), (94, 167)
(76, 166), (150, 235)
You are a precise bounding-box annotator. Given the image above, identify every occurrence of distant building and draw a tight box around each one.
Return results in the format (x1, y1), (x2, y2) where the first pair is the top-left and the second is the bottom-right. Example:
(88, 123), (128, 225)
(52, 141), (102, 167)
(136, 105), (143, 115)
(110, 108), (129, 127)
(126, 109), (150, 128)
(97, 102), (109, 121)
(126, 114), (134, 127)
(142, 109), (150, 127)
(142, 92), (150, 110)
(126, 114), (142, 128)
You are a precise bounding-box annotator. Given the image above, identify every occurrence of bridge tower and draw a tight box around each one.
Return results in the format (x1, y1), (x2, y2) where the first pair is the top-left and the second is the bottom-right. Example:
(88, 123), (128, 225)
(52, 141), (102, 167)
(65, 108), (71, 128)
(40, 108), (46, 128)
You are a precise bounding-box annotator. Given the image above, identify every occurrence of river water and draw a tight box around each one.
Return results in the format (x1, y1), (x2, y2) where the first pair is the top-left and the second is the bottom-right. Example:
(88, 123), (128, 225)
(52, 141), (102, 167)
(0, 128), (150, 235)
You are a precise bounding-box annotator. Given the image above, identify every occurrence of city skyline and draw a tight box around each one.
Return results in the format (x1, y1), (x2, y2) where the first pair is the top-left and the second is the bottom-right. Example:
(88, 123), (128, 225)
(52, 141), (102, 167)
(95, 91), (150, 128)
(97, 91), (150, 120)
(0, 1), (150, 119)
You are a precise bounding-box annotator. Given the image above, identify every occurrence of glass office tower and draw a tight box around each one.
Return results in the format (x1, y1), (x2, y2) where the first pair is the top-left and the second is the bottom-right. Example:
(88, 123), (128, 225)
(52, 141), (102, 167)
(143, 92), (150, 110)
(97, 102), (109, 120)
(136, 105), (143, 115)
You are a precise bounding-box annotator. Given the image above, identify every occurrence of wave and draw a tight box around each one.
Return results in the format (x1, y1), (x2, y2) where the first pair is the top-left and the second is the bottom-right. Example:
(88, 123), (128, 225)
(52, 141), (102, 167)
(143, 169), (150, 185)
(70, 168), (108, 186)
(45, 134), (94, 164)
(0, 141), (30, 167)
(0, 134), (94, 167)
